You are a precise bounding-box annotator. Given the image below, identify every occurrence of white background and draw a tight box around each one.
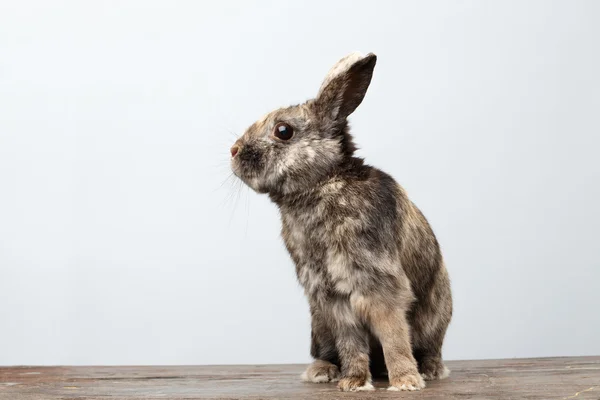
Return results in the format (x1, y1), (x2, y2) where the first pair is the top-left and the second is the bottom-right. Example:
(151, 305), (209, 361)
(1, 1), (599, 365)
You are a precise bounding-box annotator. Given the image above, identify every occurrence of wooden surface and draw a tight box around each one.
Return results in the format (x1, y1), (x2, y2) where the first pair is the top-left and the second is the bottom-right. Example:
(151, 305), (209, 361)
(1, 357), (599, 399)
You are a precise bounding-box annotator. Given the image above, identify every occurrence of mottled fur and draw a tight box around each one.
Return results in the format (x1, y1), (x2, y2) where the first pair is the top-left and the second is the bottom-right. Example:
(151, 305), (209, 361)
(231, 52), (452, 392)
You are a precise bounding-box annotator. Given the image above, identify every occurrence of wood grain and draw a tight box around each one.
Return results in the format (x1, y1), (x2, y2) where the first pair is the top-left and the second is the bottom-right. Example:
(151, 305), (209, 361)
(1, 356), (599, 399)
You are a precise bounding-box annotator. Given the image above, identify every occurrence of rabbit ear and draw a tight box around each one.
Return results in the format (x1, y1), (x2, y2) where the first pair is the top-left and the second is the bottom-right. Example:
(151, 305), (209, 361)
(315, 52), (377, 122)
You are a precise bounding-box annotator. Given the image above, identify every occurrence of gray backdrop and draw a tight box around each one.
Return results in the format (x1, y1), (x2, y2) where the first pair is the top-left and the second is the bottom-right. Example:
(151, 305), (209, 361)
(1, 0), (599, 365)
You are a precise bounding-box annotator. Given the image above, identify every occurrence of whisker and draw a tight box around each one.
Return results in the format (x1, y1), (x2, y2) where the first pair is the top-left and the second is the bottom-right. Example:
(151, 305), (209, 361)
(214, 107), (240, 139)
(214, 172), (235, 193)
(221, 175), (240, 208)
(227, 130), (239, 140)
(227, 178), (244, 228)
(244, 185), (250, 238)
(213, 159), (233, 169)
(234, 178), (243, 210)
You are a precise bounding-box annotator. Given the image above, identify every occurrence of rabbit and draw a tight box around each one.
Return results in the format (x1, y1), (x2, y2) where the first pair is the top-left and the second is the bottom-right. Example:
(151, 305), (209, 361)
(230, 52), (452, 392)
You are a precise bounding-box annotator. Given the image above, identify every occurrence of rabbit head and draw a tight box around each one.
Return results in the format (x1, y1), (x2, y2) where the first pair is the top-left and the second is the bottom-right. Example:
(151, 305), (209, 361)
(230, 52), (377, 196)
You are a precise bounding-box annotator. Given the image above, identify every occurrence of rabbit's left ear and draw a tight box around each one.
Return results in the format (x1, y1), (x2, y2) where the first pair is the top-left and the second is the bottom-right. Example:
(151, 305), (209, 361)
(314, 52), (377, 122)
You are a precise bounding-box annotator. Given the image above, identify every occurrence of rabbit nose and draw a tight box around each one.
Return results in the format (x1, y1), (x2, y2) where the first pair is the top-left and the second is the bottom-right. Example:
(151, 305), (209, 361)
(230, 145), (240, 158)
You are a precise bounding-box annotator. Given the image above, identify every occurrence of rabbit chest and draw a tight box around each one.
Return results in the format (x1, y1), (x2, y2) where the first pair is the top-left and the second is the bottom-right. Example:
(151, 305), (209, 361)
(279, 186), (397, 302)
(281, 212), (347, 300)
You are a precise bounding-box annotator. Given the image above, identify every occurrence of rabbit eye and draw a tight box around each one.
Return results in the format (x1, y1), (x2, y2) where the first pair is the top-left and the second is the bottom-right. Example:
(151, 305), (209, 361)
(273, 123), (294, 141)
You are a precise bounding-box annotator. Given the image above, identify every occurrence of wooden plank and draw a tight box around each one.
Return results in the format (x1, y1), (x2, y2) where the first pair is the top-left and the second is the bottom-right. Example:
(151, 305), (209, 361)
(1, 356), (599, 399)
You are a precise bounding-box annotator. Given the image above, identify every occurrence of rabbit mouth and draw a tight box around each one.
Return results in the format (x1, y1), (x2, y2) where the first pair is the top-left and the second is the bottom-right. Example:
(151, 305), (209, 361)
(231, 158), (268, 193)
(231, 143), (278, 193)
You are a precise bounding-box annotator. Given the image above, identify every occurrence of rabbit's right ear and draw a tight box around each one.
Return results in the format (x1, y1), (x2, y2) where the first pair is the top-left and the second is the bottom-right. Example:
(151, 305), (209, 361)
(314, 52), (377, 123)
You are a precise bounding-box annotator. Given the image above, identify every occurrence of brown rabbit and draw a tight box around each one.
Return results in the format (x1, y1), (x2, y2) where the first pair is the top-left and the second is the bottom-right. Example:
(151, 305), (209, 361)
(230, 52), (452, 392)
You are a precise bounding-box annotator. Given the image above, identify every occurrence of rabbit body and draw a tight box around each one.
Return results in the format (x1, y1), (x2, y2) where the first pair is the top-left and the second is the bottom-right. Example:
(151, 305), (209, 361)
(231, 52), (452, 391)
